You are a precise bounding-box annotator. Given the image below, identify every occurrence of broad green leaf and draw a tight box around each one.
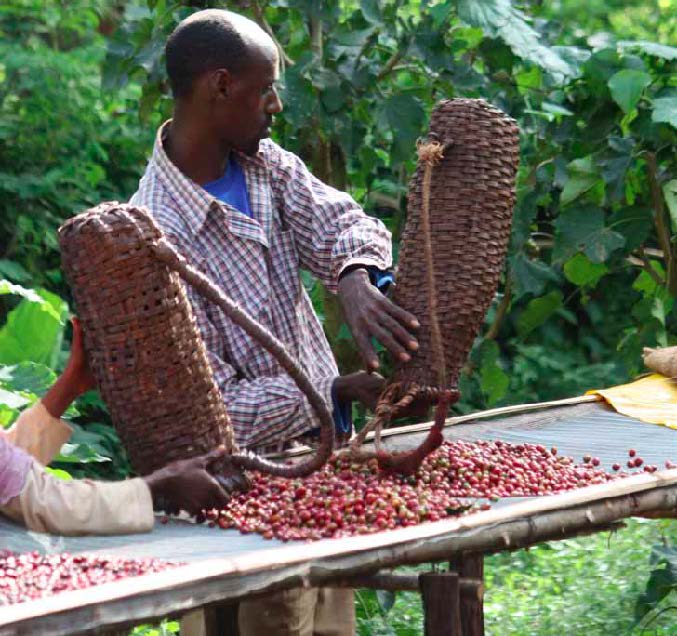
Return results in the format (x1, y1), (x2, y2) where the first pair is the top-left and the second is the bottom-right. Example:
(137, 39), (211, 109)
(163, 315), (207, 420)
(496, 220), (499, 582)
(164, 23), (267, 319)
(380, 94), (425, 164)
(553, 206), (603, 262)
(54, 442), (111, 464)
(618, 41), (677, 61)
(0, 387), (30, 410)
(607, 69), (651, 113)
(0, 261), (31, 284)
(608, 206), (652, 252)
(0, 404), (18, 428)
(45, 467), (72, 481)
(650, 295), (672, 327)
(429, 2), (453, 27)
(632, 261), (666, 295)
(359, 0), (382, 25)
(583, 228), (626, 263)
(561, 156), (598, 206)
(0, 279), (46, 305)
(663, 180), (677, 234)
(510, 253), (559, 299)
(517, 291), (563, 337)
(0, 289), (67, 366)
(561, 174), (598, 206)
(553, 206), (625, 264)
(651, 97), (677, 128)
(479, 340), (509, 405)
(457, 0), (572, 78)
(0, 362), (56, 396)
(563, 253), (608, 287)
(635, 544), (677, 621)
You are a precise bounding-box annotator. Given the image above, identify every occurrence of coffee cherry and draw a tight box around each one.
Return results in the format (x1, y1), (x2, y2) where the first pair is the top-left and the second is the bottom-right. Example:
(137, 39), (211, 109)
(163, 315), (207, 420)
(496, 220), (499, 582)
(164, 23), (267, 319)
(200, 440), (644, 543)
(0, 552), (176, 607)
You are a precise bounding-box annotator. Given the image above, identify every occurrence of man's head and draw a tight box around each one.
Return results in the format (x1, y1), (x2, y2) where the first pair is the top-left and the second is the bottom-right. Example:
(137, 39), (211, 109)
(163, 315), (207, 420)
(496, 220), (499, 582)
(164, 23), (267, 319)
(166, 9), (283, 155)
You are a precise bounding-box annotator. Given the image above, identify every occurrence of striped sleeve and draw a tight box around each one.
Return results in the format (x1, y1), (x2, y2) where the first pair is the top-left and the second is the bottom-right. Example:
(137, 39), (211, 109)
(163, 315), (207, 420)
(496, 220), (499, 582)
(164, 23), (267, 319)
(266, 141), (393, 293)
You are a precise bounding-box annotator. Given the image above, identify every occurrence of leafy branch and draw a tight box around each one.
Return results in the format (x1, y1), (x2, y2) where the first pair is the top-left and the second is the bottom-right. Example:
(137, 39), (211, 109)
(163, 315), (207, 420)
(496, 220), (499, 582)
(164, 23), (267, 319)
(645, 151), (677, 296)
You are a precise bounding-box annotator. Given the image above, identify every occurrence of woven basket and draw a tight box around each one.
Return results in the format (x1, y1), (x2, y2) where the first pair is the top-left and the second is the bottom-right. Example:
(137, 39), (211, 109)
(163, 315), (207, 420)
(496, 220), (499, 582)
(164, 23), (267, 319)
(392, 98), (519, 393)
(59, 203), (335, 480)
(352, 99), (519, 472)
(59, 204), (233, 474)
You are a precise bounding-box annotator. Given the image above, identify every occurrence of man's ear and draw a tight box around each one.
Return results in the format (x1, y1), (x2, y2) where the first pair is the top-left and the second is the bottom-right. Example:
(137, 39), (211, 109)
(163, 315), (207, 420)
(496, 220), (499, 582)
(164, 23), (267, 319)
(209, 69), (232, 101)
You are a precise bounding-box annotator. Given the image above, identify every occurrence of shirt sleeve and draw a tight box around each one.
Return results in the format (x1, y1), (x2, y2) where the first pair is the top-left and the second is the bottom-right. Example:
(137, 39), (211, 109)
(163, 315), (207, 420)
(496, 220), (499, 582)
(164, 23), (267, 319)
(183, 268), (337, 451)
(1, 462), (154, 536)
(266, 141), (393, 293)
(3, 401), (73, 466)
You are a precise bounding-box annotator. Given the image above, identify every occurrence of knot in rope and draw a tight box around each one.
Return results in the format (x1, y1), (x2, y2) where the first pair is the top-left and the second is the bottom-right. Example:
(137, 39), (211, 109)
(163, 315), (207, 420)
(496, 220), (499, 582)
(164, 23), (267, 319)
(417, 139), (445, 166)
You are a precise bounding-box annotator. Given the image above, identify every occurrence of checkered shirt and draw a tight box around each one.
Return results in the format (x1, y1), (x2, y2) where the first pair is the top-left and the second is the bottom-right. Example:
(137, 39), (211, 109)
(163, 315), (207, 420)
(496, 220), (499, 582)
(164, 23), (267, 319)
(130, 122), (392, 450)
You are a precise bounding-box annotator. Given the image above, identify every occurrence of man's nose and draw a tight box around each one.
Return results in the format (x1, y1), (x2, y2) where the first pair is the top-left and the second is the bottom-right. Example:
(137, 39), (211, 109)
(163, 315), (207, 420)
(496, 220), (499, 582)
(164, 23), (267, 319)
(268, 87), (283, 114)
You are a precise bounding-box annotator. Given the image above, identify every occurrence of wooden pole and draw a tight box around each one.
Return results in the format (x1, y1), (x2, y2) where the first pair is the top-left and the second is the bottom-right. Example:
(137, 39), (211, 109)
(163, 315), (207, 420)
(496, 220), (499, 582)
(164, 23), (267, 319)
(204, 603), (239, 636)
(420, 572), (462, 635)
(451, 554), (485, 636)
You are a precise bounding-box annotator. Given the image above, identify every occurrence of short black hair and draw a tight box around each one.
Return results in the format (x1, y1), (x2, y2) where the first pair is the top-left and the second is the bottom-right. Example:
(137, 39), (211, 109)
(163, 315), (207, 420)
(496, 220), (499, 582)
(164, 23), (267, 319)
(165, 10), (252, 98)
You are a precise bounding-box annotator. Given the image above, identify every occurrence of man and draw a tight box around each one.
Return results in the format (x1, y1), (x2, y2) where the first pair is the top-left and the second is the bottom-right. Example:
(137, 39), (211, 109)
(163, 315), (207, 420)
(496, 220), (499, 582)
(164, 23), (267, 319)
(130, 8), (420, 634)
(0, 320), (230, 535)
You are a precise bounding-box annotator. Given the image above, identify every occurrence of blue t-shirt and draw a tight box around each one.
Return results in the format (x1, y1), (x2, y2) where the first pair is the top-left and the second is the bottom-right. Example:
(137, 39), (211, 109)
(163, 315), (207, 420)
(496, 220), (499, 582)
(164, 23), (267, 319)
(203, 154), (252, 218)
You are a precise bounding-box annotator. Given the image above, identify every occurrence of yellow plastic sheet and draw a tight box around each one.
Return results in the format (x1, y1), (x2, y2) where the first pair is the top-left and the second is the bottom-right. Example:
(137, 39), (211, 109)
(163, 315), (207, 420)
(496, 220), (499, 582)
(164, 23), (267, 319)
(587, 374), (677, 430)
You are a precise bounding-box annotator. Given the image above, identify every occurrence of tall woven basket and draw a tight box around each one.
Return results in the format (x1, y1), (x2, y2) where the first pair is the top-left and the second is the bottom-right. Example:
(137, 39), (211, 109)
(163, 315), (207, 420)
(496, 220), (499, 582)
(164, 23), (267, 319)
(352, 98), (520, 473)
(59, 203), (335, 483)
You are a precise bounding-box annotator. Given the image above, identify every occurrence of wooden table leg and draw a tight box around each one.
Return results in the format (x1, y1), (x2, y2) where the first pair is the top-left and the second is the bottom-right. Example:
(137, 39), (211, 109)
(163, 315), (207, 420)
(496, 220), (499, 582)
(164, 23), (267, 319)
(451, 553), (485, 636)
(204, 602), (240, 636)
(419, 571), (462, 636)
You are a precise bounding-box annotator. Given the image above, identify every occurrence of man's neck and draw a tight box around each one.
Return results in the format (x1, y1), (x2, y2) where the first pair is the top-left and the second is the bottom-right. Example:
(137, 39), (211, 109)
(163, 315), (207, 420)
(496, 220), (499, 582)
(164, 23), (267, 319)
(165, 109), (230, 185)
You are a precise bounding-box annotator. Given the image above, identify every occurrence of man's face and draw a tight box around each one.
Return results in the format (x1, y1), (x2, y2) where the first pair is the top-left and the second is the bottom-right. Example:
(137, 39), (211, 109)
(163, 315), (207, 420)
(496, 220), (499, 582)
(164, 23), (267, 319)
(213, 44), (283, 156)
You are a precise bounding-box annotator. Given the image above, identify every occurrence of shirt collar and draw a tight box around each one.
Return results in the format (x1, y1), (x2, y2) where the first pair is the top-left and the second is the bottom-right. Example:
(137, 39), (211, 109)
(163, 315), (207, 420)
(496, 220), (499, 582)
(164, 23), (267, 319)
(152, 120), (267, 237)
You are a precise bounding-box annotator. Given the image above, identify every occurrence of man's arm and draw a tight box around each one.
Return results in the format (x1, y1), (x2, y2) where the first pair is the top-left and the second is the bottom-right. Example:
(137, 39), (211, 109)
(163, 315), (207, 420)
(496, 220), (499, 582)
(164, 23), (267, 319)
(3, 402), (72, 467)
(268, 141), (391, 291)
(267, 142), (419, 370)
(0, 444), (230, 536)
(1, 461), (156, 535)
(4, 318), (93, 465)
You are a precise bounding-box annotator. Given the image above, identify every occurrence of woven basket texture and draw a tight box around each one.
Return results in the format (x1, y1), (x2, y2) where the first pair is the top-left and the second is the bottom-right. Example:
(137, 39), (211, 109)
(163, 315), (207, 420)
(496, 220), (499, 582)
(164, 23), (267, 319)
(391, 98), (519, 392)
(59, 203), (232, 475)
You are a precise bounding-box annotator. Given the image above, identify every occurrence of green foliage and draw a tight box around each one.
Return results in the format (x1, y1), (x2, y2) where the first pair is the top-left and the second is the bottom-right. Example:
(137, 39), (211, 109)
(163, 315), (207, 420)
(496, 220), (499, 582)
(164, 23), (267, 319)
(0, 282), (131, 479)
(356, 519), (677, 635)
(0, 1), (158, 291)
(635, 543), (677, 623)
(128, 621), (180, 636)
(0, 282), (67, 367)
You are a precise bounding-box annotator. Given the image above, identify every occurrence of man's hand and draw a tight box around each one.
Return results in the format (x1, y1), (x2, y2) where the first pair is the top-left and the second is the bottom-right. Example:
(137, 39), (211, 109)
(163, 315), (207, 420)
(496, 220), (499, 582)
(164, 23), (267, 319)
(337, 268), (419, 371)
(334, 371), (386, 411)
(63, 317), (96, 395)
(42, 317), (97, 419)
(143, 446), (231, 516)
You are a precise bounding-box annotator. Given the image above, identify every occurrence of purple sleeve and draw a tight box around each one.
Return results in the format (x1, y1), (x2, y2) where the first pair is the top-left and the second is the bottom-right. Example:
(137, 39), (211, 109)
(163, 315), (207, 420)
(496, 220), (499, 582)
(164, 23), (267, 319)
(0, 435), (32, 505)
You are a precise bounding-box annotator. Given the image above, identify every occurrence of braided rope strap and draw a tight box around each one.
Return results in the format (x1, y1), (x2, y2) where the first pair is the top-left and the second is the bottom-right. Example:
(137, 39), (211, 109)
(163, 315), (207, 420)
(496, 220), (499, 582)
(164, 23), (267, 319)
(347, 140), (456, 472)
